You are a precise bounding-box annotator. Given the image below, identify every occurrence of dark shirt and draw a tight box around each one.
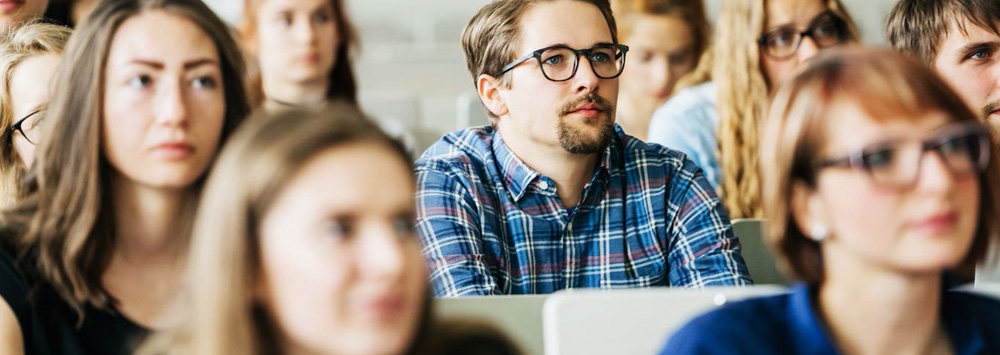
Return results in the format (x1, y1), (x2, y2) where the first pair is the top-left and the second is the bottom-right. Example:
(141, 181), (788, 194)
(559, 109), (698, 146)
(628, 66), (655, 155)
(661, 283), (1000, 355)
(0, 247), (149, 355)
(42, 0), (74, 28)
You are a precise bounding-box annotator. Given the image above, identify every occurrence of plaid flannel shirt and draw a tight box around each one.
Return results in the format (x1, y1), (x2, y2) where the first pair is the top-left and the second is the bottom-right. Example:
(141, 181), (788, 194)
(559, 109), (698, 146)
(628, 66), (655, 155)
(415, 125), (751, 296)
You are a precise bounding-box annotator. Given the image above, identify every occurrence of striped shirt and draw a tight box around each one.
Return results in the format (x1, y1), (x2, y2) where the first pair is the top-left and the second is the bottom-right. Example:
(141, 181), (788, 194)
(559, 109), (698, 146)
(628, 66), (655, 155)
(415, 125), (751, 296)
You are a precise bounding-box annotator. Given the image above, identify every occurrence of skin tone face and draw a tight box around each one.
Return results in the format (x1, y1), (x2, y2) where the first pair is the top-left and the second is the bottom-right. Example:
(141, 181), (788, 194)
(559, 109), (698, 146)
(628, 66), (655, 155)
(620, 14), (696, 108)
(9, 53), (60, 168)
(933, 20), (1000, 135)
(761, 0), (827, 89)
(797, 102), (980, 276)
(255, 0), (338, 104)
(491, 0), (619, 155)
(0, 0), (48, 32)
(258, 142), (426, 355)
(102, 10), (226, 190)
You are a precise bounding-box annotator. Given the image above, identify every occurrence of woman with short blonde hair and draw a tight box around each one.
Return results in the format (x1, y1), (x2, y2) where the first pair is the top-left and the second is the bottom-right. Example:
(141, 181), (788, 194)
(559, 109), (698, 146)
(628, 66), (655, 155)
(0, 21), (71, 207)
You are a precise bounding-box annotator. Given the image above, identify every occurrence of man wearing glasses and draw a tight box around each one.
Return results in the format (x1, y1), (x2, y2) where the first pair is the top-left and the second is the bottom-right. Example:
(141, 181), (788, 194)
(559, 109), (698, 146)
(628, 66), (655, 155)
(887, 0), (1000, 140)
(415, 0), (751, 297)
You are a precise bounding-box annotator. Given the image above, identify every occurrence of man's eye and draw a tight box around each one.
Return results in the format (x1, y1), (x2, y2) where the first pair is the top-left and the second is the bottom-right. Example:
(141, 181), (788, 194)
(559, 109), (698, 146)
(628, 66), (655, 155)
(544, 55), (564, 65)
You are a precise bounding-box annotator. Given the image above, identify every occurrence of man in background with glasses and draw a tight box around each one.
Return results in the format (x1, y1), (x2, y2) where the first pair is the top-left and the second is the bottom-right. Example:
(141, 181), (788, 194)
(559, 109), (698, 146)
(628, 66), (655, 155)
(887, 0), (1000, 141)
(415, 0), (751, 297)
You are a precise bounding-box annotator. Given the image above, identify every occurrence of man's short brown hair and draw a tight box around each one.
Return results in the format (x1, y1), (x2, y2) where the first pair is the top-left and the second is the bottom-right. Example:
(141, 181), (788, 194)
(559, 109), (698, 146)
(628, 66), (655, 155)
(461, 0), (618, 120)
(886, 0), (1000, 64)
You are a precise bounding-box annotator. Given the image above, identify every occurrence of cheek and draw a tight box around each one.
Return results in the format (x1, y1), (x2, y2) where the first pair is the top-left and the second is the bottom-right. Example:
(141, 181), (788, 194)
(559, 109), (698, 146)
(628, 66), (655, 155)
(819, 176), (900, 245)
(190, 93), (226, 152)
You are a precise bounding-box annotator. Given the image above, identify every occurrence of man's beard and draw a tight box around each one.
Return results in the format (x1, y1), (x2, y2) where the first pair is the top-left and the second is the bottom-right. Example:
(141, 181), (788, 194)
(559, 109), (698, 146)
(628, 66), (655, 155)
(983, 100), (1000, 144)
(556, 93), (616, 155)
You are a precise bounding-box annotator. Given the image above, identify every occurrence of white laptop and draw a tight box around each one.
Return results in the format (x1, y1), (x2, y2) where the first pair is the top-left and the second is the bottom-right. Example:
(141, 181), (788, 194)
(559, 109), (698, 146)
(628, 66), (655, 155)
(543, 286), (787, 355)
(433, 294), (549, 354)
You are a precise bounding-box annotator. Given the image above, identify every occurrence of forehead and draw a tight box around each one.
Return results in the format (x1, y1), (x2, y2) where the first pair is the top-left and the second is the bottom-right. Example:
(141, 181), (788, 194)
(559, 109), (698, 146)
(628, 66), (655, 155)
(938, 18), (1000, 53)
(625, 14), (693, 49)
(107, 10), (219, 65)
(258, 0), (333, 13)
(765, 0), (827, 29)
(518, 1), (612, 52)
(820, 98), (952, 153)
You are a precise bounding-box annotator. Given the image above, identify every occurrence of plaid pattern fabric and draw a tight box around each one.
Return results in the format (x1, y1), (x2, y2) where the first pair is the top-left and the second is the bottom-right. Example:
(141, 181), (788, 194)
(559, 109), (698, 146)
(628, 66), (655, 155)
(415, 126), (751, 296)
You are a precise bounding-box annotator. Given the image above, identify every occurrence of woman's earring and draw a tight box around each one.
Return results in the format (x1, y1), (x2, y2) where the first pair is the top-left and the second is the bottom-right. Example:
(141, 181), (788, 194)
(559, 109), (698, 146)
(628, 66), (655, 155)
(810, 224), (828, 242)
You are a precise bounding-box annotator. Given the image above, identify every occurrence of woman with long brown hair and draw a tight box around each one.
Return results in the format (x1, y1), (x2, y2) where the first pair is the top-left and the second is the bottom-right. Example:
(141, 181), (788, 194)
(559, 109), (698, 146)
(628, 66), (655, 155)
(611, 0), (710, 141)
(241, 0), (358, 110)
(647, 0), (858, 215)
(0, 0), (250, 353)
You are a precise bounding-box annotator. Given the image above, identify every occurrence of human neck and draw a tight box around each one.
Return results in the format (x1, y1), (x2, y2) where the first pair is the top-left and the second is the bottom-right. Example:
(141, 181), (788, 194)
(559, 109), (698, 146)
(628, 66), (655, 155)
(818, 249), (951, 355)
(497, 122), (600, 209)
(109, 174), (192, 261)
(615, 94), (656, 141)
(262, 75), (328, 111)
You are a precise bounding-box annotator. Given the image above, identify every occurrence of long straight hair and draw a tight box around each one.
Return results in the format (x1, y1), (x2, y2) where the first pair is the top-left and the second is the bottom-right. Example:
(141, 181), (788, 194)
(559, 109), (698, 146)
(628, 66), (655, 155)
(241, 0), (359, 107)
(139, 103), (426, 354)
(0, 0), (250, 319)
(714, 0), (858, 218)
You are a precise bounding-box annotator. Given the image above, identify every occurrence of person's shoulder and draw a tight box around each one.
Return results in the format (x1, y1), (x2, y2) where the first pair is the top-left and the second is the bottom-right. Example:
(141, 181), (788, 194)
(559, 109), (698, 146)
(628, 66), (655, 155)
(620, 132), (708, 185)
(662, 293), (792, 354)
(653, 82), (717, 122)
(947, 290), (1000, 319)
(416, 126), (495, 173)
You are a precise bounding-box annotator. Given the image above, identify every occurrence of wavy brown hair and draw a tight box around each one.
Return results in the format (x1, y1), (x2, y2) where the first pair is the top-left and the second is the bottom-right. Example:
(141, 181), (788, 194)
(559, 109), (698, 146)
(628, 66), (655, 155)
(0, 0), (250, 319)
(714, 0), (858, 218)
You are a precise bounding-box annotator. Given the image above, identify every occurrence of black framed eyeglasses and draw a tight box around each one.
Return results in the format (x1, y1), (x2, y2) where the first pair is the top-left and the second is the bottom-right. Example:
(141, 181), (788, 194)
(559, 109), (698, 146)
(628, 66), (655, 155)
(498, 43), (629, 82)
(816, 121), (992, 189)
(758, 12), (848, 60)
(9, 109), (44, 145)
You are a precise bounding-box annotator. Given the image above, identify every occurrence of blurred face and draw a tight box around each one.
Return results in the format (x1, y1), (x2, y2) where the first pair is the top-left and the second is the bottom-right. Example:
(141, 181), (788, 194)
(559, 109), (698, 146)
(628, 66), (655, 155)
(620, 14), (696, 107)
(933, 20), (1000, 136)
(255, 0), (338, 88)
(803, 102), (981, 276)
(258, 142), (426, 355)
(499, 0), (619, 155)
(9, 53), (60, 168)
(0, 0), (48, 33)
(761, 0), (839, 88)
(103, 11), (226, 190)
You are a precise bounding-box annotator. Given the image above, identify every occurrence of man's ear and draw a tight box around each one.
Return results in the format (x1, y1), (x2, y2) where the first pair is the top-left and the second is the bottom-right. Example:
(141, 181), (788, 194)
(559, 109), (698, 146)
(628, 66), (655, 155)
(477, 74), (509, 118)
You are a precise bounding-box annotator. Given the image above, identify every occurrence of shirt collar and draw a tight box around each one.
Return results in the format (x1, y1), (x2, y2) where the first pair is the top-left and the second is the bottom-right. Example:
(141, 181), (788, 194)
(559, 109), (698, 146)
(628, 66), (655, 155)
(491, 127), (620, 202)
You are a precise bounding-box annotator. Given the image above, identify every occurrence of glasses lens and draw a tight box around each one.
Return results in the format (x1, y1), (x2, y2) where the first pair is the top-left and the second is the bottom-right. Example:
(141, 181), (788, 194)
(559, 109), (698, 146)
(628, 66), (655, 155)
(22, 110), (44, 144)
(590, 45), (624, 78)
(934, 131), (989, 176)
(862, 143), (921, 187)
(539, 47), (577, 81)
(810, 17), (845, 47)
(764, 29), (800, 58)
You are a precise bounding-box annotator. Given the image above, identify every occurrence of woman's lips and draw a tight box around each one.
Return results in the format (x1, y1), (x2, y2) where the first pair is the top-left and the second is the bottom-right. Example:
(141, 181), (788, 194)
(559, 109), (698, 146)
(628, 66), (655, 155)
(908, 211), (958, 235)
(0, 0), (24, 12)
(152, 142), (195, 159)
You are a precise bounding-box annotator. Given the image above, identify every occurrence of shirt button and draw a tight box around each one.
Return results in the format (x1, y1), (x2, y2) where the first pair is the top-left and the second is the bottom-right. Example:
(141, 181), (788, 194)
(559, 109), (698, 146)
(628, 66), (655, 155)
(538, 180), (549, 190)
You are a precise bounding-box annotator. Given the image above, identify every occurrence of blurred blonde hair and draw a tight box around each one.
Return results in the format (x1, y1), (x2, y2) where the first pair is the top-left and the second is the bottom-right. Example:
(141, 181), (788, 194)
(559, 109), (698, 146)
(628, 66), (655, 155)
(0, 21), (71, 207)
(761, 47), (1000, 284)
(139, 103), (421, 355)
(714, 0), (858, 218)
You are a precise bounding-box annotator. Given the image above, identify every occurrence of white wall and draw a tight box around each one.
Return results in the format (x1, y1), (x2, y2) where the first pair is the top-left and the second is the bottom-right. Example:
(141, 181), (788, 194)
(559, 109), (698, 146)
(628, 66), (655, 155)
(204, 0), (902, 149)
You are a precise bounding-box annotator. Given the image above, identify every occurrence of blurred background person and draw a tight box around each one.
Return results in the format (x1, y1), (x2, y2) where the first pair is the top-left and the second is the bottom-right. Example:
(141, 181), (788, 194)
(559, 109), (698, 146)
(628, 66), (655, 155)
(140, 104), (518, 355)
(611, 0), (709, 141)
(241, 0), (358, 111)
(647, 0), (858, 209)
(0, 0), (249, 353)
(0, 22), (70, 207)
(43, 0), (99, 27)
(664, 47), (1000, 354)
(0, 0), (47, 32)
